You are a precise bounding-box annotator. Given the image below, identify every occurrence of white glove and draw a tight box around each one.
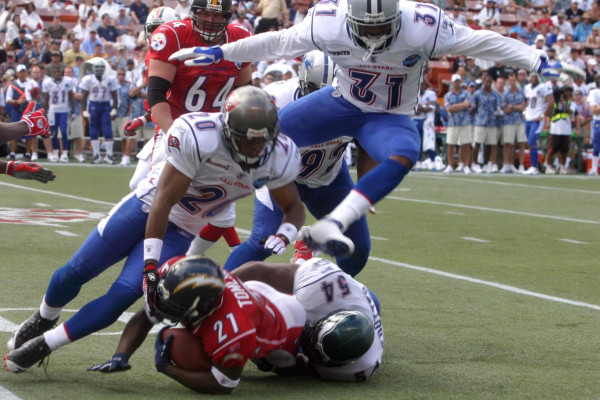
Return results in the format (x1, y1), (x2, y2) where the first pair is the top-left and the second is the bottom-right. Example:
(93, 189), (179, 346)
(110, 108), (117, 119)
(168, 46), (223, 66)
(263, 234), (289, 256)
(83, 110), (91, 119)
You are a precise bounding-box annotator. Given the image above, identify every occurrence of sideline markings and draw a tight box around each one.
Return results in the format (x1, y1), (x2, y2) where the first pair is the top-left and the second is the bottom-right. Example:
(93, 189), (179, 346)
(55, 230), (78, 237)
(558, 238), (590, 245)
(369, 256), (600, 311)
(461, 236), (491, 243)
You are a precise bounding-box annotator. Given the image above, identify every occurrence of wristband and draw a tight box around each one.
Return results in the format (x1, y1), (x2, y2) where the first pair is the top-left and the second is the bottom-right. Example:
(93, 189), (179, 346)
(211, 366), (240, 388)
(144, 238), (163, 262)
(138, 116), (147, 125)
(276, 222), (298, 244)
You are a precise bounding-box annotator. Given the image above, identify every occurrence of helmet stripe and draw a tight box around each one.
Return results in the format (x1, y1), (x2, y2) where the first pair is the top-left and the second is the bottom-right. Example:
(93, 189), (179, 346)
(158, 7), (164, 18)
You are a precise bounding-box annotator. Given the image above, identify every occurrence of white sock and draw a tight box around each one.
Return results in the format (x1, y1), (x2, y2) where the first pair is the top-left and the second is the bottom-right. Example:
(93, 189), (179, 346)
(186, 236), (215, 256)
(592, 156), (598, 172)
(43, 323), (71, 350)
(61, 150), (68, 158)
(39, 296), (62, 321)
(327, 189), (371, 231)
(229, 244), (239, 253)
(91, 140), (100, 155)
(105, 141), (113, 156)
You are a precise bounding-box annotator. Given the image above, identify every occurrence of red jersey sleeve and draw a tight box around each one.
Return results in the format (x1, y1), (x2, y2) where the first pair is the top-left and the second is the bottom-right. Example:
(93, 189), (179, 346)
(148, 21), (186, 64)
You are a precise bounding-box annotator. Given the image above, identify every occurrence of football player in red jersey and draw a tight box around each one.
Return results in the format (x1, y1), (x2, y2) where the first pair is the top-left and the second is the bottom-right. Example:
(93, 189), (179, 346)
(127, 1), (249, 256)
(89, 255), (306, 395)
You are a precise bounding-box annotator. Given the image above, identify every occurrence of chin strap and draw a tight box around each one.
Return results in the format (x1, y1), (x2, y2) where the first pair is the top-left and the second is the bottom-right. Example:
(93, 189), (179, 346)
(362, 43), (377, 61)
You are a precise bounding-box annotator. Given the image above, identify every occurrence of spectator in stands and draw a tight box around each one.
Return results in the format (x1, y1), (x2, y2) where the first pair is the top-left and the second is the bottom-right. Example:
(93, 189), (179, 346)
(119, 21), (139, 51)
(531, 34), (548, 51)
(447, 5), (467, 26)
(0, 51), (18, 78)
(500, 72), (527, 173)
(60, 31), (75, 55)
(5, 15), (21, 46)
(470, 74), (502, 173)
(63, 38), (87, 68)
(530, 0), (551, 13)
(115, 6), (132, 35)
(90, 43), (109, 62)
(585, 58), (598, 83)
(73, 54), (85, 81)
(64, 66), (85, 162)
(73, 17), (89, 42)
(127, 72), (148, 150)
(20, 2), (43, 36)
(231, 9), (254, 33)
(251, 70), (262, 87)
(82, 28), (104, 55)
(584, 25), (600, 54)
(553, 34), (571, 60)
(41, 39), (61, 65)
(546, 25), (561, 47)
(125, 57), (141, 86)
(16, 35), (38, 69)
(129, 0), (149, 25)
(415, 81), (443, 171)
(78, 0), (97, 21)
(516, 69), (528, 89)
(476, 0), (501, 26)
(566, 47), (586, 71)
(46, 15), (67, 41)
(97, 13), (118, 53)
(175, 0), (191, 19)
(488, 62), (515, 81)
(255, 0), (290, 33)
(573, 86), (592, 136)
(508, 0), (531, 16)
(113, 67), (132, 166)
(98, 0), (120, 21)
(521, 21), (540, 45)
(535, 8), (553, 31)
(5, 64), (36, 161)
(574, 12), (593, 42)
(290, 0), (312, 26)
(0, 2), (15, 32)
(545, 46), (558, 62)
(443, 74), (472, 174)
(509, 20), (526, 38)
(10, 27), (26, 51)
(552, 11), (573, 37)
(87, 9), (101, 31)
(44, 50), (65, 76)
(567, 0), (585, 24)
(111, 44), (128, 71)
(469, 17), (482, 31)
(464, 56), (481, 83)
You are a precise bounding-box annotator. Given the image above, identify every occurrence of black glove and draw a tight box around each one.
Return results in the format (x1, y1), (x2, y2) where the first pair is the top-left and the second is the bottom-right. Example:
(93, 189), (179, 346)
(155, 327), (173, 372)
(143, 263), (159, 312)
(87, 353), (131, 373)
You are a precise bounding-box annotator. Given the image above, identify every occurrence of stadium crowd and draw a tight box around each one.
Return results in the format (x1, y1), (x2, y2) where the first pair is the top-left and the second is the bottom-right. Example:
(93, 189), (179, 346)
(0, 0), (598, 175)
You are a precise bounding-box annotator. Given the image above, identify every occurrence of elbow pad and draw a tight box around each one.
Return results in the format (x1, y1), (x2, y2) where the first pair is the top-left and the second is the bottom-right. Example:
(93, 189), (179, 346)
(147, 76), (172, 108)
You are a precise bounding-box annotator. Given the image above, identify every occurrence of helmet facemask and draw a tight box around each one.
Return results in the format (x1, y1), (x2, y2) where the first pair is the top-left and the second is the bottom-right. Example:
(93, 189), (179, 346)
(93, 63), (106, 81)
(190, 0), (232, 45)
(222, 116), (278, 170)
(346, 0), (402, 60)
(298, 50), (336, 97)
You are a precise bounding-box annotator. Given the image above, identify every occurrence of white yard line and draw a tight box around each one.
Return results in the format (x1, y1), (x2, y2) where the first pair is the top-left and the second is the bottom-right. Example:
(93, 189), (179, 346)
(388, 196), (600, 225)
(55, 230), (78, 237)
(461, 236), (491, 243)
(558, 238), (590, 245)
(369, 256), (600, 311)
(0, 182), (114, 206)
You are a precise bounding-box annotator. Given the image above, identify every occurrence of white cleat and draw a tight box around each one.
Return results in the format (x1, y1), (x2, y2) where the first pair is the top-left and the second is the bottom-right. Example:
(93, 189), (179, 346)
(522, 166), (539, 175)
(301, 219), (355, 258)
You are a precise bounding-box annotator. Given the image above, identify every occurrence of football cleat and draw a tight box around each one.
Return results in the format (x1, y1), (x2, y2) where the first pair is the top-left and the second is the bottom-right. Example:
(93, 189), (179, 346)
(104, 155), (116, 165)
(292, 227), (320, 264)
(7, 311), (58, 351)
(301, 219), (355, 258)
(91, 154), (102, 164)
(5, 336), (51, 373)
(523, 166), (539, 175)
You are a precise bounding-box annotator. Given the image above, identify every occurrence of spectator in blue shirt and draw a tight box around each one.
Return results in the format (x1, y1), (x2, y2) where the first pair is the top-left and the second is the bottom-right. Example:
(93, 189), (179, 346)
(573, 12), (593, 42)
(501, 73), (527, 173)
(97, 13), (118, 53)
(470, 74), (502, 173)
(129, 0), (149, 25)
(81, 29), (104, 55)
(443, 74), (473, 174)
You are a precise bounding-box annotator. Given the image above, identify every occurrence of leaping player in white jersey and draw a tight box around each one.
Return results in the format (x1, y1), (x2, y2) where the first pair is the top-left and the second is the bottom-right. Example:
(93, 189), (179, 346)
(170, 0), (565, 258)
(234, 257), (383, 382)
(5, 86), (306, 373)
(523, 73), (554, 175)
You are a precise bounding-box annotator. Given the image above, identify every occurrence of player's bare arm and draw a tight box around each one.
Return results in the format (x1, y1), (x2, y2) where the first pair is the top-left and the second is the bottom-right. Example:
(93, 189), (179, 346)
(148, 58), (177, 133)
(159, 363), (242, 395)
(269, 181), (305, 231)
(233, 261), (299, 294)
(234, 65), (252, 87)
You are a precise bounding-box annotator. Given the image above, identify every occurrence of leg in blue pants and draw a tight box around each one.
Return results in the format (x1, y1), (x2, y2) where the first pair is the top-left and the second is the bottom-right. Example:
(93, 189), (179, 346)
(51, 112), (69, 153)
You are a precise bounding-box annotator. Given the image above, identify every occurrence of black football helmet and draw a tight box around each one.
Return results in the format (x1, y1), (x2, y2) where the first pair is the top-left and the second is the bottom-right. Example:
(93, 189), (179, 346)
(222, 86), (280, 170)
(154, 255), (225, 327)
(190, 0), (232, 44)
(301, 310), (374, 366)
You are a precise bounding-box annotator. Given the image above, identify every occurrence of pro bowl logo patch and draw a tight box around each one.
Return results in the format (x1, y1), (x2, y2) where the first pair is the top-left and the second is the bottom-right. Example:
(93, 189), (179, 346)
(37, 120), (44, 128)
(167, 134), (180, 151)
(151, 32), (167, 51)
(402, 54), (421, 68)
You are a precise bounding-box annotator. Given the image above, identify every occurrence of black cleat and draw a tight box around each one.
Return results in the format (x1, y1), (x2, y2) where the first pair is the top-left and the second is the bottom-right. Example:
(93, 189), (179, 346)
(7, 311), (58, 351)
(5, 336), (51, 373)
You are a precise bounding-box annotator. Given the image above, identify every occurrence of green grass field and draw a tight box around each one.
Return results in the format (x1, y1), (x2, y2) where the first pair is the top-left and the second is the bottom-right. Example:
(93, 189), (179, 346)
(1, 165), (599, 399)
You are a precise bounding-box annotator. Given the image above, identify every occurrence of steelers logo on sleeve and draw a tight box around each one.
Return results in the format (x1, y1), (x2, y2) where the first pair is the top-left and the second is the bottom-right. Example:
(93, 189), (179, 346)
(151, 33), (167, 51)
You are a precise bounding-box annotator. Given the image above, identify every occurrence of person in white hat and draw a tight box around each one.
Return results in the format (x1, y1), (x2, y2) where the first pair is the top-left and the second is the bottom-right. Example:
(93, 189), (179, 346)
(444, 73), (473, 174)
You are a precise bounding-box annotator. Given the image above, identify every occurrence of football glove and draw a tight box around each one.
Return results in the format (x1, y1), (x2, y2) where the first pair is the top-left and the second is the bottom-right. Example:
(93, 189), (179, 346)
(143, 263), (159, 313)
(301, 219), (355, 258)
(21, 101), (50, 138)
(155, 327), (173, 372)
(110, 108), (117, 119)
(537, 55), (562, 80)
(87, 353), (131, 373)
(6, 161), (55, 183)
(83, 110), (91, 119)
(168, 46), (223, 66)
(263, 234), (290, 256)
(123, 116), (146, 137)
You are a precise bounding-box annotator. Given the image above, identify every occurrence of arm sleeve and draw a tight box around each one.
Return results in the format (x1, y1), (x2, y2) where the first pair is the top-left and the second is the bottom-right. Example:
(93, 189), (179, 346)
(432, 12), (542, 72)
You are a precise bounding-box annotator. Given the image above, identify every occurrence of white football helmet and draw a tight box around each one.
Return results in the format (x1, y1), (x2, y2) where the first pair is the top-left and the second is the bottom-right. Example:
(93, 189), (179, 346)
(84, 57), (111, 81)
(298, 50), (337, 97)
(145, 6), (181, 44)
(346, 0), (402, 57)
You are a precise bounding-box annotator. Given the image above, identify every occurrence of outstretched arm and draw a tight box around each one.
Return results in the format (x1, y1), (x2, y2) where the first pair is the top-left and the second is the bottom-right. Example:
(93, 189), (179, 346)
(233, 262), (299, 294)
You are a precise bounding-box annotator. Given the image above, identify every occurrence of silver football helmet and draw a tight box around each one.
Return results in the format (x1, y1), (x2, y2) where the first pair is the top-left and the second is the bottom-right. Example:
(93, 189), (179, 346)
(85, 57), (109, 81)
(346, 0), (402, 57)
(145, 6), (181, 44)
(298, 50), (337, 97)
(222, 86), (280, 169)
